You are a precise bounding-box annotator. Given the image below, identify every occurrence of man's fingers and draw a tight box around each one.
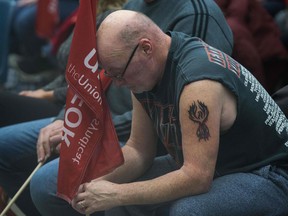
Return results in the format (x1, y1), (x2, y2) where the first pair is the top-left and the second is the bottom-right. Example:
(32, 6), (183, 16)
(37, 129), (51, 162)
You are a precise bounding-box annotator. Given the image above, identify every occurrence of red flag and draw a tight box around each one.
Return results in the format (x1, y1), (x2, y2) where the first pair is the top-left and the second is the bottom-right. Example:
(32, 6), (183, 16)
(36, 0), (59, 39)
(57, 0), (124, 203)
(50, 9), (78, 55)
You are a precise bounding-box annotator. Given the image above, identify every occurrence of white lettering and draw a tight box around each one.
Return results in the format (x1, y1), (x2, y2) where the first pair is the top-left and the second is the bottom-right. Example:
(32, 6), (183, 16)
(84, 48), (99, 73)
(71, 118), (100, 165)
(62, 94), (84, 147)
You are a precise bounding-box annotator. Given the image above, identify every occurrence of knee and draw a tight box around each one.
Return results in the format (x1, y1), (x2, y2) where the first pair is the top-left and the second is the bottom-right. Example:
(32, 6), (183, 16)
(169, 197), (210, 216)
(13, 8), (36, 37)
(13, 18), (34, 38)
(169, 201), (195, 216)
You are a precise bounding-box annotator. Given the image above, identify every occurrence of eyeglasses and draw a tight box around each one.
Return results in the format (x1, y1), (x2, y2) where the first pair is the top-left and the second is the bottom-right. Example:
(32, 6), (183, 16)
(104, 44), (139, 80)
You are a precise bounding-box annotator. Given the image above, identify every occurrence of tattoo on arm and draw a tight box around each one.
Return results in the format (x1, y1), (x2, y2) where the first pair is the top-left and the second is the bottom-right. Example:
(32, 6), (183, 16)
(188, 100), (210, 141)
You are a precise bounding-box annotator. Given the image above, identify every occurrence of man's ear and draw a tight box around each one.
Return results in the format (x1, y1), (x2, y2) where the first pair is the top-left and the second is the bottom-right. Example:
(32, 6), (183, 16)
(139, 38), (152, 55)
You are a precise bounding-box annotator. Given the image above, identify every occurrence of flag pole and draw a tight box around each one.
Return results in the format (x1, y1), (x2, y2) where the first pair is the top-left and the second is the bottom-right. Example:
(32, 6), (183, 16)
(0, 162), (44, 216)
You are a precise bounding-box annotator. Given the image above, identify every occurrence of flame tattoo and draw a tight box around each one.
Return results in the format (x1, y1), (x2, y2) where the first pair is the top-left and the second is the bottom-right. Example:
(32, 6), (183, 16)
(188, 100), (210, 141)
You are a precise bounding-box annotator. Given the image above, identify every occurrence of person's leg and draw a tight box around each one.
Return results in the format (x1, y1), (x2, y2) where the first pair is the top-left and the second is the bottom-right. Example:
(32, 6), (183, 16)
(13, 4), (46, 57)
(169, 165), (288, 216)
(31, 158), (104, 216)
(13, 0), (79, 53)
(0, 118), (54, 216)
(9, 3), (22, 54)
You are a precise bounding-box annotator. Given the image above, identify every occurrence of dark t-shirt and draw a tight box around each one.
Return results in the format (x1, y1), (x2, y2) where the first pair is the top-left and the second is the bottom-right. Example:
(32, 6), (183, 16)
(135, 32), (288, 176)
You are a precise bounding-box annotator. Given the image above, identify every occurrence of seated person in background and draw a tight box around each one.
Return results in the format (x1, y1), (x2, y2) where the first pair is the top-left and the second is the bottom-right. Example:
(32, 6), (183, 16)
(0, 32), (71, 127)
(9, 0), (79, 74)
(215, 0), (288, 94)
(0, 73), (67, 126)
(70, 10), (288, 216)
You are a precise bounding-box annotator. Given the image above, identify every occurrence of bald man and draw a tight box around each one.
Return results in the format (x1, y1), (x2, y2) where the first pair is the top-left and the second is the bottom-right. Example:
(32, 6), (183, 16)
(124, 0), (233, 157)
(71, 10), (288, 216)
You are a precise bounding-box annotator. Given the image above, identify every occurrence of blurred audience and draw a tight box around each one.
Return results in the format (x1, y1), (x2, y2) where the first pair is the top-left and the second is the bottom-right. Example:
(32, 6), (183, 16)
(275, 7), (288, 49)
(260, 0), (287, 17)
(215, 0), (288, 94)
(0, 27), (72, 127)
(9, 0), (79, 75)
(260, 0), (288, 50)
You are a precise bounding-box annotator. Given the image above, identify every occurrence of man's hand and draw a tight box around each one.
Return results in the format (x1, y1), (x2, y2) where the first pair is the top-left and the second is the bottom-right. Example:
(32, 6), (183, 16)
(37, 120), (64, 162)
(19, 89), (54, 100)
(71, 180), (121, 214)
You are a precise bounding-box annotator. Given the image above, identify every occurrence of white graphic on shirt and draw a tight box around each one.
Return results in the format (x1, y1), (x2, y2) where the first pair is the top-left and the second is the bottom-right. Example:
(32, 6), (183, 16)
(205, 43), (288, 147)
(241, 66), (288, 136)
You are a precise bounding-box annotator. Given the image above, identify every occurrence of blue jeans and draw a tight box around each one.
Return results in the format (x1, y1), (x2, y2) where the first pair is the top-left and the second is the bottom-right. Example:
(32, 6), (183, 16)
(106, 155), (288, 216)
(0, 118), (54, 215)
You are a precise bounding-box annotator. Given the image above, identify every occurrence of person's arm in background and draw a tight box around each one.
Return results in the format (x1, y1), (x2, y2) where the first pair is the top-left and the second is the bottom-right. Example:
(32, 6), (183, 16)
(18, 29), (70, 101)
(19, 75), (67, 101)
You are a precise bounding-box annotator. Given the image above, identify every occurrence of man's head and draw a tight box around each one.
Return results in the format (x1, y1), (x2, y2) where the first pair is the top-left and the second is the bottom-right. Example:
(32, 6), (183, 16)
(97, 10), (170, 93)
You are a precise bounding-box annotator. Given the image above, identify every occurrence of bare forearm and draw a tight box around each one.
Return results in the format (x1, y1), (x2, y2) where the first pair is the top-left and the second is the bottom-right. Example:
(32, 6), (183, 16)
(99, 144), (154, 184)
(117, 168), (211, 206)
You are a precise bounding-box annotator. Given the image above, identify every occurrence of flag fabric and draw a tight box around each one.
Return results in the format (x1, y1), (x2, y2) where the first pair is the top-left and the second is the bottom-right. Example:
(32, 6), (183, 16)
(50, 9), (78, 55)
(57, 0), (124, 203)
(36, 0), (59, 39)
